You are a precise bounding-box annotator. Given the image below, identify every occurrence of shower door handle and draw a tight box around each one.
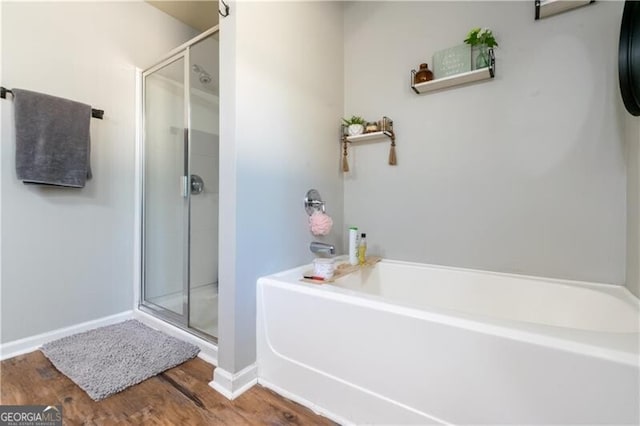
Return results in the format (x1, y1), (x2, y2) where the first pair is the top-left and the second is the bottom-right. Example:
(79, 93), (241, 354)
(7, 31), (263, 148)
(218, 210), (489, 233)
(190, 174), (204, 195)
(182, 128), (190, 198)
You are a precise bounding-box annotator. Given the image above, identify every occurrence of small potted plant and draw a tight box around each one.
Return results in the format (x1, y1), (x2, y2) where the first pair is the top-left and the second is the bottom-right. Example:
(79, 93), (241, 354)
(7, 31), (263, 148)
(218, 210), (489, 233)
(342, 116), (366, 136)
(464, 27), (498, 70)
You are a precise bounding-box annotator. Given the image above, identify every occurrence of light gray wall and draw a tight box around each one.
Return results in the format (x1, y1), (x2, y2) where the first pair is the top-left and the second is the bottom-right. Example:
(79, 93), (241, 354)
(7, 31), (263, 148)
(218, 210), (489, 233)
(344, 1), (627, 284)
(217, 1), (345, 373)
(0, 2), (197, 343)
(626, 115), (639, 297)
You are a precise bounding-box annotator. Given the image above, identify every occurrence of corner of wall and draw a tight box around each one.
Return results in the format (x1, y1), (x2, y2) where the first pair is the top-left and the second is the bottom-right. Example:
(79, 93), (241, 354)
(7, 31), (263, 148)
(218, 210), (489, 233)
(209, 363), (257, 400)
(626, 114), (640, 297)
(216, 0), (239, 373)
(217, 0), (345, 379)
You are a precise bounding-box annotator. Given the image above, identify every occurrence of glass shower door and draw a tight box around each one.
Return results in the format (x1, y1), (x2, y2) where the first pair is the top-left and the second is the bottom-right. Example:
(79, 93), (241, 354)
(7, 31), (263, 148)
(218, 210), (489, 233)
(142, 53), (189, 324)
(187, 34), (219, 339)
(141, 29), (219, 343)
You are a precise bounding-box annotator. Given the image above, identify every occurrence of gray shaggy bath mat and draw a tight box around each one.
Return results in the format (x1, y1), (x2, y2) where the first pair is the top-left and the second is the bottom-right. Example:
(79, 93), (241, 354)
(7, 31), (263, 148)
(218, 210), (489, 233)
(41, 319), (199, 400)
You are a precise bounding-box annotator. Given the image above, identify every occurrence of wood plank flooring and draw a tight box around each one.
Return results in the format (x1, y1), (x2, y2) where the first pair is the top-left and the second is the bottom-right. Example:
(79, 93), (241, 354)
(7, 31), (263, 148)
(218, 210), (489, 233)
(0, 351), (335, 425)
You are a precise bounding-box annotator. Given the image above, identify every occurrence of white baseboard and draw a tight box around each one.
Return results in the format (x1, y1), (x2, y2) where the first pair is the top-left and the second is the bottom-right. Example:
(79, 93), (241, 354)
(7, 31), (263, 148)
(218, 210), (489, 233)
(0, 311), (134, 361)
(209, 363), (258, 400)
(132, 309), (218, 366)
(258, 378), (353, 425)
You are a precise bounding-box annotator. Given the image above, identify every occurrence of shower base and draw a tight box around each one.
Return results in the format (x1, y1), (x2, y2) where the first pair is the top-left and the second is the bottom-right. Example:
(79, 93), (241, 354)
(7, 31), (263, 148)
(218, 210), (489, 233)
(147, 283), (218, 339)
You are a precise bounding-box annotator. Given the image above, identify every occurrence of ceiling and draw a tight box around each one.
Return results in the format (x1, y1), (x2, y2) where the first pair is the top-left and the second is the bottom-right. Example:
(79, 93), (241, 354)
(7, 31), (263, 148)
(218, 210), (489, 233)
(147, 1), (218, 32)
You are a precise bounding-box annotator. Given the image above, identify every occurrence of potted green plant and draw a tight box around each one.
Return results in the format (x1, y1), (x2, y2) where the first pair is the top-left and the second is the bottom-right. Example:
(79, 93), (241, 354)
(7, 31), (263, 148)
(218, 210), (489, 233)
(464, 27), (498, 70)
(342, 116), (366, 136)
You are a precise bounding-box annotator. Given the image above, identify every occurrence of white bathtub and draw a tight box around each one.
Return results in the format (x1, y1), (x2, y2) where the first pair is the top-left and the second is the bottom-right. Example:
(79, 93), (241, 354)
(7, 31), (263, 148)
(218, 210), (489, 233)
(256, 258), (639, 425)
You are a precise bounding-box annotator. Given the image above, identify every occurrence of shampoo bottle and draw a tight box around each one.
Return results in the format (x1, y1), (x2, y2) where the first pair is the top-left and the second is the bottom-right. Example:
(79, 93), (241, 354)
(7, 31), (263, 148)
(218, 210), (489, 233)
(349, 227), (358, 265)
(358, 233), (367, 265)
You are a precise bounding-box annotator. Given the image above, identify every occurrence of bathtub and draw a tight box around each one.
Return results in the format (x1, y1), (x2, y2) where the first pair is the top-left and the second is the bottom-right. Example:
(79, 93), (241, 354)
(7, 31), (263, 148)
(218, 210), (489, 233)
(256, 258), (639, 425)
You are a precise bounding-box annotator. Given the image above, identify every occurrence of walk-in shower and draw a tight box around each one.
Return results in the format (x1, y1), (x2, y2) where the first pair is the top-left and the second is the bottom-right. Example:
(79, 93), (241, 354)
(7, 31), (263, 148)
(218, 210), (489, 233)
(140, 28), (219, 342)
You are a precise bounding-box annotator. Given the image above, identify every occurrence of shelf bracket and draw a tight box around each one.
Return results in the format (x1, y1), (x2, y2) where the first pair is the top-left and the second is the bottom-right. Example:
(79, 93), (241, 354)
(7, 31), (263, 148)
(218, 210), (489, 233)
(411, 69), (420, 94)
(489, 48), (496, 78)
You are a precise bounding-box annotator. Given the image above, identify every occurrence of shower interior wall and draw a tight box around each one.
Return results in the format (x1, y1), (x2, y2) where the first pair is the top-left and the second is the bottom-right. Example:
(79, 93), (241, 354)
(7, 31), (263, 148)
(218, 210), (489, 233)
(143, 74), (219, 301)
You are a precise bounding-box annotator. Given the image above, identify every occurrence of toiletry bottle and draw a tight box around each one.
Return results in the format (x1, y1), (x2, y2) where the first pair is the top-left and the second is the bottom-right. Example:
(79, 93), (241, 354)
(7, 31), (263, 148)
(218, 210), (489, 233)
(358, 233), (367, 265)
(349, 227), (358, 265)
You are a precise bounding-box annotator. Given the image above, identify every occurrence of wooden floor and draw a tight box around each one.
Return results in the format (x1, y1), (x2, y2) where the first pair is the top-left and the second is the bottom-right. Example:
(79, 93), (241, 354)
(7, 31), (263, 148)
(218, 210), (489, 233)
(0, 351), (335, 425)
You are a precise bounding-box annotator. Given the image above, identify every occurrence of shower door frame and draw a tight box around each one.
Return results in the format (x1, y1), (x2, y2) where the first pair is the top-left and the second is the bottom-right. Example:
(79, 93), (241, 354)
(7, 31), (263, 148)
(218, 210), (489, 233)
(139, 26), (219, 344)
(140, 49), (191, 332)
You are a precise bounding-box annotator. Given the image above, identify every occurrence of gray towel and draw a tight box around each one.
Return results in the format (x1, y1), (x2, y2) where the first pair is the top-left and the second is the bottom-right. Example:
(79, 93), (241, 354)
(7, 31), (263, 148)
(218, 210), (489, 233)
(13, 89), (92, 188)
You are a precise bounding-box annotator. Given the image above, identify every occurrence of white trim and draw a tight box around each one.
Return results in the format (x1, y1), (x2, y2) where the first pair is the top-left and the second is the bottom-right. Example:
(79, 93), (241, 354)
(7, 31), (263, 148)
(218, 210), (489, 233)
(133, 67), (143, 312)
(0, 309), (219, 367)
(258, 378), (353, 426)
(0, 311), (134, 361)
(209, 363), (257, 400)
(133, 309), (218, 366)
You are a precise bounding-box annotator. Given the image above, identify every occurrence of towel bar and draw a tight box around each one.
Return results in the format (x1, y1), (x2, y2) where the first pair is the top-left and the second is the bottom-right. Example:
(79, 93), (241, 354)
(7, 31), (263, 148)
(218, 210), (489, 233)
(0, 86), (104, 119)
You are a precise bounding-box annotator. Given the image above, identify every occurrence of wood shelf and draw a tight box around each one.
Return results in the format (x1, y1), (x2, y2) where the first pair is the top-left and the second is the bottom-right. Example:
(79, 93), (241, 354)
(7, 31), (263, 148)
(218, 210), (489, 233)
(301, 256), (382, 284)
(346, 130), (393, 143)
(535, 0), (593, 20)
(411, 48), (495, 94)
(341, 119), (396, 171)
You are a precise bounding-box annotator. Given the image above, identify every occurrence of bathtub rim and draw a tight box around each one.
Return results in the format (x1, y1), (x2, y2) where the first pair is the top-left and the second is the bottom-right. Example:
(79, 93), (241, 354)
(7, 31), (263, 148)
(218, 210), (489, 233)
(258, 259), (640, 367)
(335, 258), (640, 329)
(273, 256), (638, 303)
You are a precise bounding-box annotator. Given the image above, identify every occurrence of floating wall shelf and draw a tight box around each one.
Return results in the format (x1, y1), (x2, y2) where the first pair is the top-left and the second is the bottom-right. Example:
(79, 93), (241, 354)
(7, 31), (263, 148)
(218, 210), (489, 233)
(411, 48), (495, 94)
(341, 118), (396, 172)
(535, 0), (594, 20)
(346, 130), (394, 143)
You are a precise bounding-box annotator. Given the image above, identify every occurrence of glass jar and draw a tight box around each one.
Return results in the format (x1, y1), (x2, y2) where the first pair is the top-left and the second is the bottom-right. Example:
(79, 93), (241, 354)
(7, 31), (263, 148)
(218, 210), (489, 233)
(414, 63), (434, 84)
(473, 45), (490, 70)
(313, 258), (335, 279)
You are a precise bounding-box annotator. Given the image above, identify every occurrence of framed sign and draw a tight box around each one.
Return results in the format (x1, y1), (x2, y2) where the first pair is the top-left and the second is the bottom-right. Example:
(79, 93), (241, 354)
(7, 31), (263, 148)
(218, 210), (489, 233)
(432, 44), (472, 79)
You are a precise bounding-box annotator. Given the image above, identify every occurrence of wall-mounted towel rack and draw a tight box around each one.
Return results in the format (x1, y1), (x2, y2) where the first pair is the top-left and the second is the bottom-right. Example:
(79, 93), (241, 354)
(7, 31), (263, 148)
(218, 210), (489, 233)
(0, 87), (104, 119)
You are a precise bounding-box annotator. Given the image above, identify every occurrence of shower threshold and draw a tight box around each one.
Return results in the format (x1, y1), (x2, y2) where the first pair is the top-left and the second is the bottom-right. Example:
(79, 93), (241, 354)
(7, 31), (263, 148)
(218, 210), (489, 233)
(142, 282), (218, 343)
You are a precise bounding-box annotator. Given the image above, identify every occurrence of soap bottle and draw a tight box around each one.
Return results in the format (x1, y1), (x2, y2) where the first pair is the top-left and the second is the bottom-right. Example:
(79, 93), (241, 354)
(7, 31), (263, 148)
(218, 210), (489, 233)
(358, 233), (367, 265)
(349, 227), (359, 265)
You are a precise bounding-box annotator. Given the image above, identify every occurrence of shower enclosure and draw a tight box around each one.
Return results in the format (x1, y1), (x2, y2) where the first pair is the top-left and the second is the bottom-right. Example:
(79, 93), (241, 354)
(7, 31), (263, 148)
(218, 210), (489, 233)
(140, 28), (219, 342)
